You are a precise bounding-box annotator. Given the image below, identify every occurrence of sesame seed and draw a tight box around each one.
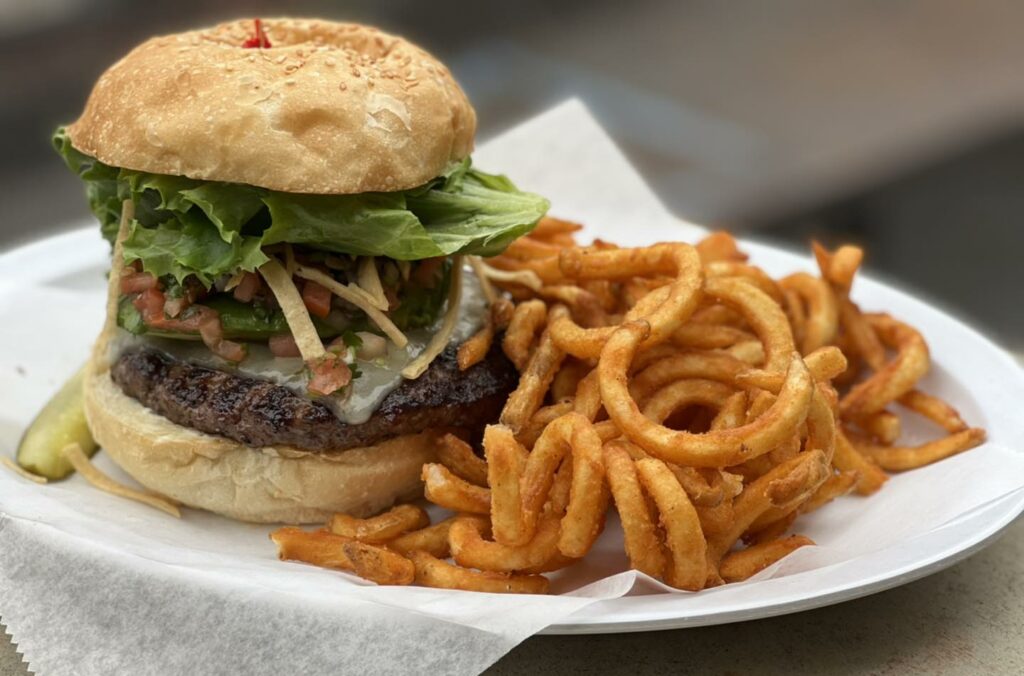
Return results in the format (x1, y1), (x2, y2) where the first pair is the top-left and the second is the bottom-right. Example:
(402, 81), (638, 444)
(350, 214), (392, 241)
(339, 82), (348, 91)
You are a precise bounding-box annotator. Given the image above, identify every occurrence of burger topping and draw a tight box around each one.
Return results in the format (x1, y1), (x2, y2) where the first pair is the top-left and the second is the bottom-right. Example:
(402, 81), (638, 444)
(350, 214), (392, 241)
(257, 258), (327, 363)
(402, 257), (463, 380)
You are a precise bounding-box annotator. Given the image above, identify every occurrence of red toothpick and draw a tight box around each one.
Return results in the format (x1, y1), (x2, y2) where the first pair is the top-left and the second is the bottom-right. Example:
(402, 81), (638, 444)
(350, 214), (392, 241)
(241, 18), (272, 49)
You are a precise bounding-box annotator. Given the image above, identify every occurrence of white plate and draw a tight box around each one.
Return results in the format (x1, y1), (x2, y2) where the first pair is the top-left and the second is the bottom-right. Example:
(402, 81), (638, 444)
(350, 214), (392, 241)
(1, 226), (1022, 641)
(2, 105), (1024, 676)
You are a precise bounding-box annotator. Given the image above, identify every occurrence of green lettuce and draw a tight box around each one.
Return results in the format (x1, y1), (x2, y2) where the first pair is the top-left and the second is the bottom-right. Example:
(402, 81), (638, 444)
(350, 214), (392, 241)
(53, 128), (548, 285)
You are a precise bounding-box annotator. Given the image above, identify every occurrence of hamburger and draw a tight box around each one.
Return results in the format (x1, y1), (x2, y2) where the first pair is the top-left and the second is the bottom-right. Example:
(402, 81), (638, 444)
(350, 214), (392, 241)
(54, 18), (548, 523)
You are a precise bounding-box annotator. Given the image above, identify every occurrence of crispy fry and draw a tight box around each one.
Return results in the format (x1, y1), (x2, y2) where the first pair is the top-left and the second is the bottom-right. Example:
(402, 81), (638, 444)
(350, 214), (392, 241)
(436, 433), (489, 487)
(342, 541), (415, 585)
(502, 299), (547, 370)
(271, 527), (355, 571)
(734, 346), (847, 392)
(706, 262), (783, 303)
(720, 535), (814, 583)
(852, 409), (902, 444)
(899, 389), (969, 433)
(635, 458), (707, 590)
(696, 231), (748, 263)
(833, 428), (889, 495)
(518, 402), (574, 448)
(500, 309), (568, 433)
(458, 298), (515, 371)
(328, 504), (430, 543)
(267, 226), (985, 595)
(603, 441), (666, 578)
(388, 515), (490, 559)
(853, 428), (986, 471)
(422, 463), (490, 514)
(410, 551), (550, 594)
(531, 216), (584, 239)
(449, 516), (562, 572)
(601, 323), (813, 467)
(711, 450), (829, 560)
(841, 314), (930, 417)
(780, 273), (839, 353)
(800, 470), (859, 514)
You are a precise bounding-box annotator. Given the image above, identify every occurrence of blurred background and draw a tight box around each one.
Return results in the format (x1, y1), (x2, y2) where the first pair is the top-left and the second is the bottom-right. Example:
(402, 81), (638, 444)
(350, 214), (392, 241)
(1, 0), (1022, 352)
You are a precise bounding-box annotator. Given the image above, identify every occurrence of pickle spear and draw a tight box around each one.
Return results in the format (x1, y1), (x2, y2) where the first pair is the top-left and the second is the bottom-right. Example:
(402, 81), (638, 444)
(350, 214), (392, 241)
(16, 364), (98, 480)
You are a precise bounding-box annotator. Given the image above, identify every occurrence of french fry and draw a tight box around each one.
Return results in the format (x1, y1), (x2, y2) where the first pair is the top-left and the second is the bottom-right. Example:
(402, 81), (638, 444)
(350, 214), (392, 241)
(422, 463), (490, 514)
(436, 433), (489, 487)
(342, 541), (415, 585)
(853, 428), (986, 472)
(271, 527), (355, 571)
(603, 441), (666, 578)
(388, 515), (490, 559)
(328, 504), (430, 543)
(635, 458), (707, 591)
(410, 551), (550, 594)
(720, 535), (814, 583)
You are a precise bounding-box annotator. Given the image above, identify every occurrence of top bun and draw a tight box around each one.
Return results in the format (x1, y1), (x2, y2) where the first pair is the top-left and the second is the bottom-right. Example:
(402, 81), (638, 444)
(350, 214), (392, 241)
(66, 18), (476, 194)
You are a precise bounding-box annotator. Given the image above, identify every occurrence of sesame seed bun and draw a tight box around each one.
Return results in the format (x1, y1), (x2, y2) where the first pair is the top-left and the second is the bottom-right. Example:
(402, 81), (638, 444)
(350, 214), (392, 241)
(65, 18), (476, 194)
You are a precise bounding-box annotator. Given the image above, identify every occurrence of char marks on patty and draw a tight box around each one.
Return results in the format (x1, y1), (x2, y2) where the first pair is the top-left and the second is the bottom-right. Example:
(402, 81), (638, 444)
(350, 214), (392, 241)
(110, 341), (518, 452)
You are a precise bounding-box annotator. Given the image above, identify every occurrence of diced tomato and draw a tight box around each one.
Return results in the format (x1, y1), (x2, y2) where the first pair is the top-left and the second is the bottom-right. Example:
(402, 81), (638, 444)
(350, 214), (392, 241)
(411, 257), (445, 288)
(302, 279), (333, 319)
(269, 334), (302, 358)
(132, 287), (166, 324)
(307, 355), (352, 396)
(120, 272), (158, 294)
(233, 272), (262, 303)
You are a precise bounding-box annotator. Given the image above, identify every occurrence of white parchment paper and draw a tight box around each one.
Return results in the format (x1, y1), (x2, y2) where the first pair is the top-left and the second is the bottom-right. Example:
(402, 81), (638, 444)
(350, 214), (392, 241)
(1, 100), (1023, 675)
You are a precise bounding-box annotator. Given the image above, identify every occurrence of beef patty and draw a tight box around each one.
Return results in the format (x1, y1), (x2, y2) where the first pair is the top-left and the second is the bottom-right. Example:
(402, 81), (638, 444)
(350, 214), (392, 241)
(111, 341), (519, 452)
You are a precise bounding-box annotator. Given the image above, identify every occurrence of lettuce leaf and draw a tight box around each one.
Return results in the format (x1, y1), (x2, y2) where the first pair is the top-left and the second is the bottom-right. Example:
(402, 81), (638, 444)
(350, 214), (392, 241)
(53, 128), (548, 285)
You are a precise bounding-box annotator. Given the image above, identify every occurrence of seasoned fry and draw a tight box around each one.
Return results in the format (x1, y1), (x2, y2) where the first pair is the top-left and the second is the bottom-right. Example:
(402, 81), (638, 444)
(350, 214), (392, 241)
(457, 298), (514, 370)
(833, 428), (889, 495)
(266, 230), (986, 595)
(328, 504), (430, 543)
(502, 299), (548, 370)
(779, 273), (839, 354)
(410, 551), (550, 594)
(449, 516), (562, 572)
(601, 324), (813, 467)
(271, 527), (355, 571)
(899, 389), (969, 433)
(603, 442), (666, 578)
(635, 458), (707, 590)
(388, 515), (490, 559)
(720, 535), (814, 583)
(841, 314), (929, 417)
(437, 433), (490, 487)
(499, 309), (568, 433)
(342, 541), (416, 585)
(422, 463), (491, 514)
(853, 427), (986, 471)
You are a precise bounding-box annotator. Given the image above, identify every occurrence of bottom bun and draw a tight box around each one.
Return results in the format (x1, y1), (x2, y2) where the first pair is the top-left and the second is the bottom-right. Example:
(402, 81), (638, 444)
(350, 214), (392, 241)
(83, 367), (439, 524)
